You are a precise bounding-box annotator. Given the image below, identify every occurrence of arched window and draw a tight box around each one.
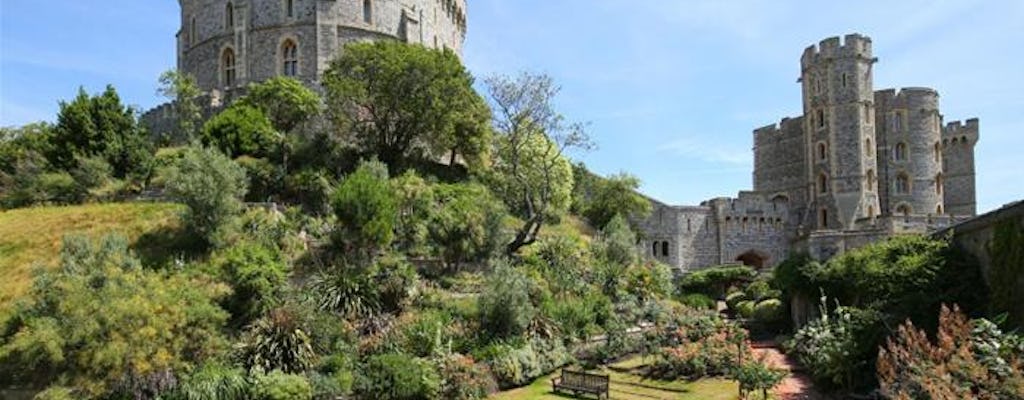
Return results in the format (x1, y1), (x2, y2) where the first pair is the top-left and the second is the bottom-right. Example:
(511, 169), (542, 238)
(818, 174), (828, 194)
(934, 142), (941, 162)
(817, 109), (825, 128)
(936, 173), (943, 195)
(868, 205), (875, 219)
(285, 0), (295, 18)
(897, 204), (912, 217)
(895, 173), (910, 194)
(652, 242), (658, 256)
(892, 112), (903, 131)
(894, 142), (907, 161)
(936, 204), (944, 215)
(226, 2), (235, 29)
(866, 169), (876, 190)
(819, 208), (829, 228)
(363, 0), (373, 24)
(190, 16), (197, 46)
(222, 48), (236, 87)
(281, 40), (298, 76)
(865, 137), (873, 157)
(818, 142), (828, 161)
(661, 242), (669, 257)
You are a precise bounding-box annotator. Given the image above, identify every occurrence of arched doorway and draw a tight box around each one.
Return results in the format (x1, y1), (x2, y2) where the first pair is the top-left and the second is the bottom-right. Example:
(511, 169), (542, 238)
(736, 250), (769, 270)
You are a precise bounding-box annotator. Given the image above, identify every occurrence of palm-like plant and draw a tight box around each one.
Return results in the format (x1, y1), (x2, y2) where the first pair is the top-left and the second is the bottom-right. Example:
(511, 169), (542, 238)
(238, 308), (316, 374)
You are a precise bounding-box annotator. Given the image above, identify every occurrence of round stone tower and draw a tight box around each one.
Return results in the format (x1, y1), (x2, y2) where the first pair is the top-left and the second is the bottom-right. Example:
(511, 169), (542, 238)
(800, 34), (880, 230)
(875, 88), (944, 217)
(176, 0), (468, 94)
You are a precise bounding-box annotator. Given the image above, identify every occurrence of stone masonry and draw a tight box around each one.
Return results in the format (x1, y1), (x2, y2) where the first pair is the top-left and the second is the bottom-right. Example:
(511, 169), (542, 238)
(639, 34), (980, 272)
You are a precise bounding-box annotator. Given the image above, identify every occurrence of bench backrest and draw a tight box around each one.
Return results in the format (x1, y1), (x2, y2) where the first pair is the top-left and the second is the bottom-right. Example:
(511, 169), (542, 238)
(561, 370), (609, 390)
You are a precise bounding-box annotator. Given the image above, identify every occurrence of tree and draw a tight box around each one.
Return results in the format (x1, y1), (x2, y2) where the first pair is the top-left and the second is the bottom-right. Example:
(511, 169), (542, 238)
(331, 160), (398, 256)
(202, 104), (280, 158)
(428, 183), (508, 271)
(0, 235), (229, 398)
(485, 72), (592, 254)
(50, 85), (153, 178)
(238, 76), (321, 133)
(580, 171), (652, 230)
(158, 69), (203, 144)
(323, 41), (490, 169)
(165, 146), (249, 248)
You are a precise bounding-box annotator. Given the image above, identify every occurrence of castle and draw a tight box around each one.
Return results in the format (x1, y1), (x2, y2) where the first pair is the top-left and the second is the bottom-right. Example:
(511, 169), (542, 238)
(638, 34), (979, 271)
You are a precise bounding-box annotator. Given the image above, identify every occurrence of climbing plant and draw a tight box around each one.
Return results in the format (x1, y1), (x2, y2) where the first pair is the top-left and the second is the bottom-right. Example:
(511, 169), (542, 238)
(990, 217), (1024, 328)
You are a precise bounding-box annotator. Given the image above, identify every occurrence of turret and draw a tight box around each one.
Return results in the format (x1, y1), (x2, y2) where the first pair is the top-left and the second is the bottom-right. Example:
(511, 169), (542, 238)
(942, 119), (979, 216)
(874, 88), (944, 218)
(800, 34), (880, 230)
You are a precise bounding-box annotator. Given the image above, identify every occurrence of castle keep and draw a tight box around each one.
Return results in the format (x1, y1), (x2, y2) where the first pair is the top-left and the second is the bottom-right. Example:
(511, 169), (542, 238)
(639, 34), (979, 271)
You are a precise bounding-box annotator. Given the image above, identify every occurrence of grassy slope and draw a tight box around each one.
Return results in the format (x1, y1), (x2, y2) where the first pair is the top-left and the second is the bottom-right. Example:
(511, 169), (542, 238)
(491, 356), (739, 400)
(0, 202), (182, 308)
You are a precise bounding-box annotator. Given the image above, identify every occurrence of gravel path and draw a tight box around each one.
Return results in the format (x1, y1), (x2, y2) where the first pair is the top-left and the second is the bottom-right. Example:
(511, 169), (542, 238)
(751, 341), (823, 400)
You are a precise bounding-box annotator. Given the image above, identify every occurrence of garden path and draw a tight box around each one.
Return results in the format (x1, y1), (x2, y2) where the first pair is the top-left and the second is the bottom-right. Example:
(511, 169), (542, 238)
(751, 341), (822, 400)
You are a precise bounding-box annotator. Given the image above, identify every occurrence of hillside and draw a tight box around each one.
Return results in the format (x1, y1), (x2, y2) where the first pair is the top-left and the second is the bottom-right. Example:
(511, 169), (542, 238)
(0, 202), (182, 308)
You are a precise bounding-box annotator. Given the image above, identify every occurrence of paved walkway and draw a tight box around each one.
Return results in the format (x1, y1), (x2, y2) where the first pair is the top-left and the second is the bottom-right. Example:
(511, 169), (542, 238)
(751, 341), (822, 400)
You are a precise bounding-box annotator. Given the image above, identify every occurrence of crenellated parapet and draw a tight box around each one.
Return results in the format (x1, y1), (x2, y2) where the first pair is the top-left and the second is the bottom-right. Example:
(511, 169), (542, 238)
(800, 33), (874, 70)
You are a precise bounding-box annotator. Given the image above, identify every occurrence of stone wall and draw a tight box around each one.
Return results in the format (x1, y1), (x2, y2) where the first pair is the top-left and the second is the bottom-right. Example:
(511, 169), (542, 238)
(753, 116), (807, 223)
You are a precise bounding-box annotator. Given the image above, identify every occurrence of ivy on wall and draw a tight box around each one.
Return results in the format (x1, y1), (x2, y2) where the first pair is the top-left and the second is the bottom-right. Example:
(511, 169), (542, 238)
(989, 217), (1024, 328)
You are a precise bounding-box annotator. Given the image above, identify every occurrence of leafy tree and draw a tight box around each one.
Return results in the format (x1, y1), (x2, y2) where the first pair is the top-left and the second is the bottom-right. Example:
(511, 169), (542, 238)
(238, 76), (321, 133)
(731, 359), (787, 400)
(580, 172), (652, 230)
(0, 235), (229, 397)
(485, 73), (591, 254)
(428, 183), (508, 271)
(158, 69), (203, 144)
(50, 85), (154, 178)
(214, 243), (289, 327)
(323, 41), (490, 169)
(202, 104), (280, 158)
(0, 122), (54, 174)
(165, 146), (249, 248)
(331, 160), (397, 255)
(478, 262), (536, 339)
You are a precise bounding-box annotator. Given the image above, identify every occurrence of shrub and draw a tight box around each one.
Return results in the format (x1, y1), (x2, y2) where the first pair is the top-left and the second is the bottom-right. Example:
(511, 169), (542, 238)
(400, 310), (452, 357)
(239, 307), (317, 374)
(165, 146), (248, 248)
(331, 160), (397, 254)
(174, 363), (250, 400)
(236, 156), (282, 203)
(753, 299), (784, 323)
(678, 293), (716, 310)
(284, 169), (334, 216)
(652, 323), (749, 379)
(478, 263), (535, 340)
(477, 338), (571, 389)
(437, 354), (498, 400)
(735, 300), (756, 319)
(731, 359), (787, 400)
(790, 303), (883, 391)
(202, 104), (279, 158)
(427, 183), (508, 271)
(33, 386), (75, 400)
(357, 353), (441, 400)
(725, 291), (748, 309)
(678, 265), (757, 298)
(254, 370), (312, 400)
(215, 243), (289, 327)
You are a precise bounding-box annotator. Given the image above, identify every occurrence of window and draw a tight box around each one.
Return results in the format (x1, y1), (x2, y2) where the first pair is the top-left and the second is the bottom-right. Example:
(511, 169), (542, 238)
(818, 142), (828, 161)
(934, 142), (941, 162)
(867, 169), (876, 190)
(936, 173), (943, 195)
(864, 103), (872, 124)
(652, 242), (658, 256)
(661, 242), (669, 257)
(818, 174), (828, 194)
(936, 204), (944, 215)
(892, 112), (903, 131)
(285, 0), (294, 18)
(281, 40), (298, 76)
(895, 173), (910, 194)
(865, 137), (873, 157)
(819, 208), (829, 228)
(868, 205), (876, 219)
(842, 73), (848, 88)
(222, 48), (236, 87)
(894, 142), (907, 161)
(817, 109), (825, 128)
(363, 0), (373, 24)
(190, 16), (197, 46)
(226, 2), (234, 29)
(897, 204), (912, 217)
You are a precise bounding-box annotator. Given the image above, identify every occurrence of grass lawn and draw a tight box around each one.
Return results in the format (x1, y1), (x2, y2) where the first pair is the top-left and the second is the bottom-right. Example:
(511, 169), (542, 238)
(0, 202), (183, 308)
(491, 356), (740, 400)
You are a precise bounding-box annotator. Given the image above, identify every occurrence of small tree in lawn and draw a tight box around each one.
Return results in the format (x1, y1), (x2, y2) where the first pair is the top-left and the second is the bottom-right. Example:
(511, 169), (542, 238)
(732, 358), (787, 400)
(158, 69), (203, 144)
(485, 72), (592, 255)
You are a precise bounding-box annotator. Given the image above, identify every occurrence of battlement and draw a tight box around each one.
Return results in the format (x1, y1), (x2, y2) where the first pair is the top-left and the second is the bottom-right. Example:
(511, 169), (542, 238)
(943, 118), (980, 144)
(802, 33), (873, 67)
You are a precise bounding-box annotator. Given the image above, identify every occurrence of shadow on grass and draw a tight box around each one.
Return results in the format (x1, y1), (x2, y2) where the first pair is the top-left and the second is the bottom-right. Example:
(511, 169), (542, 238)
(132, 225), (206, 268)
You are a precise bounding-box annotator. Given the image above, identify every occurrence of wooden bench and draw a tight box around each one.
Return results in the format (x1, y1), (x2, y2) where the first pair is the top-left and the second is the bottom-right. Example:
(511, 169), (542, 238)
(551, 369), (610, 399)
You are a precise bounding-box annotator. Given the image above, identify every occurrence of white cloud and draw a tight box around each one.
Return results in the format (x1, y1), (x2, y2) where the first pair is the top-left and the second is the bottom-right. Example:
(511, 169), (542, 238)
(658, 136), (752, 166)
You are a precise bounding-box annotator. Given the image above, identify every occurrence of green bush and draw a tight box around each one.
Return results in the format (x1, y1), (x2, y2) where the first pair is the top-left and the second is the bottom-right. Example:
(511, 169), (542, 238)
(790, 304), (884, 391)
(254, 370), (312, 400)
(725, 291), (748, 309)
(237, 156), (282, 203)
(478, 263), (536, 340)
(202, 104), (280, 158)
(678, 293), (716, 310)
(735, 300), (756, 319)
(165, 146), (248, 248)
(33, 386), (75, 400)
(753, 299), (784, 323)
(400, 310), (452, 357)
(174, 363), (250, 400)
(239, 307), (316, 374)
(477, 338), (571, 389)
(215, 243), (289, 327)
(331, 160), (397, 253)
(284, 169), (334, 216)
(437, 354), (497, 400)
(678, 265), (757, 298)
(357, 353), (440, 400)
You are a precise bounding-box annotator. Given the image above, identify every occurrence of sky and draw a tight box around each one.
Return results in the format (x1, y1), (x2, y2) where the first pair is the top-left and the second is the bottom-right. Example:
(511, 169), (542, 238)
(2, 0), (1022, 213)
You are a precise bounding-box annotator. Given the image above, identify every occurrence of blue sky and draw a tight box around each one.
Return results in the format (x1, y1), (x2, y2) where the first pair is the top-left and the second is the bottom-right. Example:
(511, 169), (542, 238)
(2, 1), (1022, 213)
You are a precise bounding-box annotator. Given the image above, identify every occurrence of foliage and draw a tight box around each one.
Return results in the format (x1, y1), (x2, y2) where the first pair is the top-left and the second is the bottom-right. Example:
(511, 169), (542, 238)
(253, 370), (312, 400)
(236, 156), (283, 202)
(625, 261), (675, 302)
(578, 171), (652, 230)
(312, 255), (419, 318)
(652, 318), (750, 380)
(33, 386), (76, 400)
(427, 182), (508, 270)
(476, 338), (572, 389)
(990, 217), (1024, 328)
(158, 69), (203, 144)
(437, 353), (498, 400)
(478, 263), (536, 340)
(164, 146), (248, 248)
(238, 76), (321, 133)
(332, 160), (397, 254)
(789, 300), (884, 391)
(238, 307), (317, 374)
(50, 85), (153, 179)
(731, 359), (787, 400)
(214, 242), (289, 327)
(532, 236), (590, 296)
(678, 265), (757, 299)
(284, 169), (334, 216)
(323, 41), (490, 169)
(356, 353), (441, 400)
(878, 305), (1024, 400)
(172, 363), (249, 400)
(753, 299), (784, 323)
(590, 215), (640, 298)
(485, 72), (591, 254)
(735, 301), (756, 319)
(202, 104), (280, 158)
(679, 293), (717, 310)
(0, 235), (229, 397)
(725, 291), (747, 309)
